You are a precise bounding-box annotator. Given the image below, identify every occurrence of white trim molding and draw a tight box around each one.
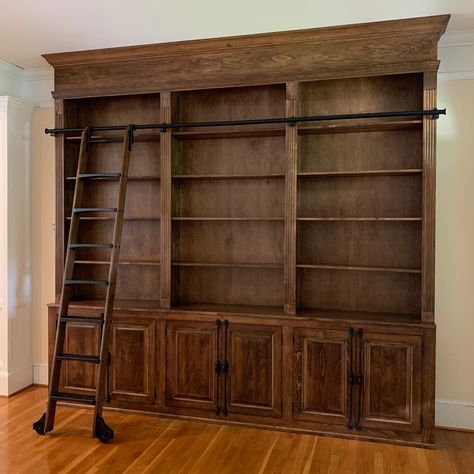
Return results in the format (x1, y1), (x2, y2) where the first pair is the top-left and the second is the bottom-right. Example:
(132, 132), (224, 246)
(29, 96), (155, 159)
(0, 59), (53, 107)
(0, 366), (34, 396)
(439, 28), (474, 81)
(436, 399), (474, 431)
(33, 364), (48, 385)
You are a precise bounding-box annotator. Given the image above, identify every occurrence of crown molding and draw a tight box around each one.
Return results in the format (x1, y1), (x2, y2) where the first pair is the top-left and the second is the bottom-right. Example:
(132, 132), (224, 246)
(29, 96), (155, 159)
(0, 59), (23, 81)
(438, 28), (474, 81)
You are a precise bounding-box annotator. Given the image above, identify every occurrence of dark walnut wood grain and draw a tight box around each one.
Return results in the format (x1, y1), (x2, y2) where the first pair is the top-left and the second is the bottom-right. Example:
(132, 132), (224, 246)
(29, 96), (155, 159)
(359, 332), (422, 433)
(45, 15), (448, 448)
(165, 320), (219, 412)
(293, 328), (351, 426)
(226, 324), (282, 418)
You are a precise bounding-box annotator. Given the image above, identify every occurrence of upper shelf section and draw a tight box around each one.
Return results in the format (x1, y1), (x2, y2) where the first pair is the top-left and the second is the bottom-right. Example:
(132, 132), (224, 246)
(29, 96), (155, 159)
(42, 15), (449, 99)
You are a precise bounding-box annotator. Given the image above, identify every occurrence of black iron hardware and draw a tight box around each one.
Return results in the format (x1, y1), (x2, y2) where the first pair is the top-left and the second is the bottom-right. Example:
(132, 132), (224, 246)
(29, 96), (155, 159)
(222, 320), (229, 416)
(347, 327), (355, 430)
(44, 108), (446, 136)
(215, 319), (221, 415)
(355, 328), (365, 431)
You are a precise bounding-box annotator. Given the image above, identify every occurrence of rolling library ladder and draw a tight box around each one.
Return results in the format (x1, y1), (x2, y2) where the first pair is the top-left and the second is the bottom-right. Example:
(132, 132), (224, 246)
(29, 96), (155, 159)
(33, 126), (133, 442)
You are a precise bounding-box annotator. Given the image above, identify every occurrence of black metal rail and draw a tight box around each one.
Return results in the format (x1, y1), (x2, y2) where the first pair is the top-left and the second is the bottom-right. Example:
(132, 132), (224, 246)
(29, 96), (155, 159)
(44, 108), (446, 136)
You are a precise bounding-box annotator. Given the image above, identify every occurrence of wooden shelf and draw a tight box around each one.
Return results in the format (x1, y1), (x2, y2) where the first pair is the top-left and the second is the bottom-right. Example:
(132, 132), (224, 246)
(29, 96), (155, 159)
(172, 217), (284, 221)
(297, 263), (421, 274)
(172, 262), (282, 269)
(298, 169), (423, 178)
(297, 217), (422, 222)
(75, 259), (160, 266)
(298, 119), (423, 135)
(172, 126), (285, 140)
(66, 216), (160, 221)
(66, 176), (160, 181)
(173, 174), (284, 180)
(65, 133), (160, 143)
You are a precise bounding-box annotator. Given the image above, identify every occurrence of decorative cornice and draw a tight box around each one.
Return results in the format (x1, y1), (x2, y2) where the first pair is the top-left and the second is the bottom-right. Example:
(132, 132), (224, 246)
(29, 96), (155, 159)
(0, 59), (22, 81)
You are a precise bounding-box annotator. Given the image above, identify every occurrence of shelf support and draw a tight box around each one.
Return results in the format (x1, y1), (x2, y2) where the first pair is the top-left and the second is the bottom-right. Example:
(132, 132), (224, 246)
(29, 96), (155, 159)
(284, 82), (299, 314)
(422, 72), (437, 322)
(160, 92), (172, 308)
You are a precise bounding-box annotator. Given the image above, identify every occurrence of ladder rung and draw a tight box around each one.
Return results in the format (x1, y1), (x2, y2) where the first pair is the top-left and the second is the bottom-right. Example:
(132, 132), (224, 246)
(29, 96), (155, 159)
(73, 208), (117, 214)
(50, 392), (96, 405)
(60, 315), (104, 325)
(56, 353), (100, 363)
(78, 173), (121, 180)
(64, 279), (109, 286)
(68, 243), (113, 249)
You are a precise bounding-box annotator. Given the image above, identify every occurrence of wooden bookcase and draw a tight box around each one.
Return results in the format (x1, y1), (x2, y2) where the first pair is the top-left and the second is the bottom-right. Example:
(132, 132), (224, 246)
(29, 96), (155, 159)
(45, 15), (449, 447)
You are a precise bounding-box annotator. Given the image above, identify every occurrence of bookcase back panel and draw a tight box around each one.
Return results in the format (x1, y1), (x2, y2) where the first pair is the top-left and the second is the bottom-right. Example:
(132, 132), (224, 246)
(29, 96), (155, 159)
(299, 74), (423, 116)
(299, 130), (422, 173)
(72, 264), (160, 301)
(298, 269), (421, 314)
(297, 175), (422, 218)
(297, 221), (421, 268)
(177, 267), (284, 306)
(173, 137), (284, 176)
(71, 94), (161, 127)
(176, 85), (285, 124)
(174, 179), (284, 218)
(76, 221), (160, 261)
(77, 141), (161, 177)
(81, 181), (161, 219)
(174, 221), (283, 264)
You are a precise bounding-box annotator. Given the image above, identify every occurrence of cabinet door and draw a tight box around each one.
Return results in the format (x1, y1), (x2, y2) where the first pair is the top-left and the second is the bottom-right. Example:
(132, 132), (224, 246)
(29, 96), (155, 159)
(60, 321), (100, 395)
(359, 332), (422, 433)
(226, 324), (282, 418)
(165, 320), (219, 412)
(293, 328), (352, 426)
(110, 319), (155, 404)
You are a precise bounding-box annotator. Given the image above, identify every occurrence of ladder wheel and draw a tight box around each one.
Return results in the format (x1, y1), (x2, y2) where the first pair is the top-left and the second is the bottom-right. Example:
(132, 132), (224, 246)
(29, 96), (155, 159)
(33, 413), (46, 435)
(95, 416), (114, 443)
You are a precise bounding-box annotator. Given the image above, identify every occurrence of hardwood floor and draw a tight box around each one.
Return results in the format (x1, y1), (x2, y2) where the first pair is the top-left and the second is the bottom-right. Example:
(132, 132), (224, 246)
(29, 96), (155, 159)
(1, 386), (472, 473)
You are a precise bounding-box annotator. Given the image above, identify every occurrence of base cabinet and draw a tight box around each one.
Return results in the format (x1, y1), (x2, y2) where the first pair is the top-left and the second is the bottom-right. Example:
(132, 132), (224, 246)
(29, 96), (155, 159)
(49, 307), (433, 446)
(293, 326), (424, 435)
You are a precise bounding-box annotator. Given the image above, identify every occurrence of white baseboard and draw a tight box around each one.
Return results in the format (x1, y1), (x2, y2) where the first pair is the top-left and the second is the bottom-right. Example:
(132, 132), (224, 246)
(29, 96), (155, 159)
(33, 364), (48, 385)
(436, 399), (474, 430)
(0, 365), (34, 396)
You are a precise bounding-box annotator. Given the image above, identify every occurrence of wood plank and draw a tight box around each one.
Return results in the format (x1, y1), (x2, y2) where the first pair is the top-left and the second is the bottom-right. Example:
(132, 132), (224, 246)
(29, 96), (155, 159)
(284, 82), (298, 315)
(160, 92), (172, 308)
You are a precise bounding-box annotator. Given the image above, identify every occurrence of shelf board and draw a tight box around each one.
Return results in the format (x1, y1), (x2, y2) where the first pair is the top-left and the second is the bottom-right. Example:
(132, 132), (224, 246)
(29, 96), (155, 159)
(173, 174), (284, 180)
(75, 259), (160, 266)
(172, 262), (282, 269)
(66, 176), (160, 181)
(66, 216), (160, 221)
(298, 119), (423, 135)
(65, 133), (160, 143)
(172, 217), (284, 221)
(297, 217), (422, 222)
(298, 169), (423, 178)
(297, 263), (421, 274)
(53, 300), (427, 326)
(172, 126), (285, 140)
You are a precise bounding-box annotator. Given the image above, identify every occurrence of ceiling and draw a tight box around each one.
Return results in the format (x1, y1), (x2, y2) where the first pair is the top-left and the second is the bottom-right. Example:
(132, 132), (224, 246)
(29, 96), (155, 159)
(0, 0), (472, 69)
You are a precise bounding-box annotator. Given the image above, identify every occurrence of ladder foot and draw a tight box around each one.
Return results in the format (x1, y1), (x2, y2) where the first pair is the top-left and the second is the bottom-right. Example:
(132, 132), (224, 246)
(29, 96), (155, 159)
(95, 416), (114, 443)
(33, 413), (46, 435)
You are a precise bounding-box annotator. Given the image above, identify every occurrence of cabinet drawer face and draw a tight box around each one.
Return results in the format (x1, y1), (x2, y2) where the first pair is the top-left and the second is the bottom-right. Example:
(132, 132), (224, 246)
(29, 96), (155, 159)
(360, 333), (422, 433)
(165, 320), (218, 412)
(110, 320), (155, 403)
(293, 328), (352, 426)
